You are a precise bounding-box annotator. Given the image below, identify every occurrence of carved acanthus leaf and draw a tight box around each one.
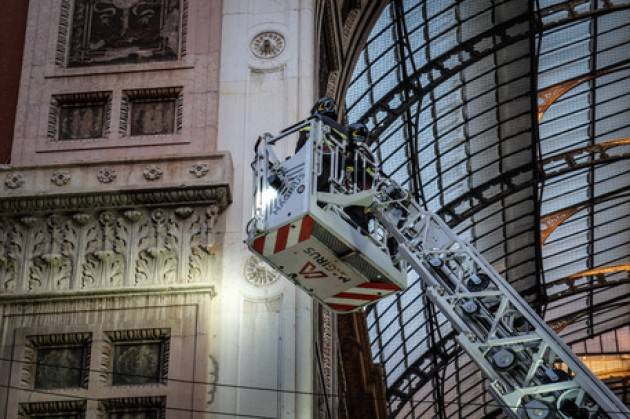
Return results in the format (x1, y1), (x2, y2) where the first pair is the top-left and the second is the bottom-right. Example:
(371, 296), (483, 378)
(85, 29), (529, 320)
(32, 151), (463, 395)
(0, 207), (220, 294)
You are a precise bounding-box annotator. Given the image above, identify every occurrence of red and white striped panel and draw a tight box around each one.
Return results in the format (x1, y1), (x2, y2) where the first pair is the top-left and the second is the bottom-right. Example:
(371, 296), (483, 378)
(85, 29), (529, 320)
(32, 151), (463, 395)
(325, 282), (401, 312)
(251, 215), (314, 256)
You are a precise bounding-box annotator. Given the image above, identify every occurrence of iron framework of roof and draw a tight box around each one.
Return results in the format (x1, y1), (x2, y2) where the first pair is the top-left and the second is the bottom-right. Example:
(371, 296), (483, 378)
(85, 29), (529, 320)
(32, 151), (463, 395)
(342, 0), (630, 417)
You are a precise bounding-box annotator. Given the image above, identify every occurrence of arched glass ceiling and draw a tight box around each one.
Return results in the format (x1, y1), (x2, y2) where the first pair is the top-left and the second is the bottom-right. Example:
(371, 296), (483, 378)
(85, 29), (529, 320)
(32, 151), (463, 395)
(343, 0), (630, 417)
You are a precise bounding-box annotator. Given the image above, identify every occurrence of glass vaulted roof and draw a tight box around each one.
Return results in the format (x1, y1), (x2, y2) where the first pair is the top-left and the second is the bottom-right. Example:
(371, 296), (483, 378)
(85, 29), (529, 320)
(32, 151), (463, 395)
(343, 0), (630, 417)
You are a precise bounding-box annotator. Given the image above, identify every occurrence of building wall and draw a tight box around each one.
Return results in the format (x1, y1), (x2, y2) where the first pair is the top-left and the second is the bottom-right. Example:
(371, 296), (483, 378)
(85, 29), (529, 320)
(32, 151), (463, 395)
(0, 1), (29, 163)
(10, 0), (221, 165)
(0, 0), (316, 418)
(214, 1), (316, 417)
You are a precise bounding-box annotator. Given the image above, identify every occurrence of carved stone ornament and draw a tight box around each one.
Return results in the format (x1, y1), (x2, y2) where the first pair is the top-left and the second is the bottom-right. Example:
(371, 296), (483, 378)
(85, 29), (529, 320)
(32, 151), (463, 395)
(189, 163), (209, 178)
(143, 165), (163, 181)
(0, 185), (230, 214)
(4, 173), (25, 189)
(68, 0), (182, 67)
(243, 255), (280, 287)
(0, 207), (219, 294)
(51, 171), (71, 186)
(103, 329), (170, 386)
(21, 333), (92, 390)
(4, 173), (24, 189)
(98, 396), (165, 419)
(97, 167), (117, 184)
(18, 400), (86, 419)
(250, 31), (285, 59)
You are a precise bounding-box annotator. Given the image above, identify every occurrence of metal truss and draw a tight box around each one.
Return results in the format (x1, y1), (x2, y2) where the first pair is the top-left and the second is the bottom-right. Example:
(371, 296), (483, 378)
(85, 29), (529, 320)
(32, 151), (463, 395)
(356, 9), (532, 138)
(386, 330), (458, 416)
(537, 61), (630, 121)
(341, 0), (630, 417)
(546, 264), (630, 302)
(547, 296), (630, 340)
(352, 1), (630, 137)
(372, 176), (629, 418)
(540, 186), (630, 245)
(437, 137), (630, 227)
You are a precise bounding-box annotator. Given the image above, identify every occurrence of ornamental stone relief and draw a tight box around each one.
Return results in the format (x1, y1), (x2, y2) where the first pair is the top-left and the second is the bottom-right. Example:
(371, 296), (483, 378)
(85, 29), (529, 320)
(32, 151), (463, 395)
(4, 173), (24, 189)
(48, 92), (112, 141)
(0, 206), (218, 294)
(243, 256), (280, 287)
(67, 0), (183, 67)
(98, 397), (166, 419)
(120, 87), (183, 137)
(250, 31), (285, 59)
(102, 328), (170, 386)
(18, 400), (86, 419)
(96, 167), (117, 183)
(143, 165), (163, 181)
(21, 333), (92, 390)
(51, 171), (72, 186)
(189, 163), (209, 178)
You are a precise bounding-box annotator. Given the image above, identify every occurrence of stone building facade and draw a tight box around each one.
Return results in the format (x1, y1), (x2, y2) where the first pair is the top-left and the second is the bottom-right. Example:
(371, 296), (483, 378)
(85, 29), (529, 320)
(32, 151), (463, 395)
(1, 1), (316, 418)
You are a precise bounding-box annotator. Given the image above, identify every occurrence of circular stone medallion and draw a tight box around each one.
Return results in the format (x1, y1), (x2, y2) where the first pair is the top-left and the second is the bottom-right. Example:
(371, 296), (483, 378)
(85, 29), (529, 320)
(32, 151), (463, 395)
(250, 31), (285, 59)
(244, 256), (281, 287)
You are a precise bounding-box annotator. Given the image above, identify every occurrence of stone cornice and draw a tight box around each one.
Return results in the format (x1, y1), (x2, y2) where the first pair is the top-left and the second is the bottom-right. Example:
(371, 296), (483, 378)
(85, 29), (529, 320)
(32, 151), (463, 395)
(0, 153), (232, 215)
(0, 284), (216, 305)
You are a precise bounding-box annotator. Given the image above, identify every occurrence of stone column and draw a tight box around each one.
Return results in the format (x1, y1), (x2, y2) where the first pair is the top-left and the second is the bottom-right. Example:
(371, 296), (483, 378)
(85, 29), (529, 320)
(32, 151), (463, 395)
(215, 0), (315, 418)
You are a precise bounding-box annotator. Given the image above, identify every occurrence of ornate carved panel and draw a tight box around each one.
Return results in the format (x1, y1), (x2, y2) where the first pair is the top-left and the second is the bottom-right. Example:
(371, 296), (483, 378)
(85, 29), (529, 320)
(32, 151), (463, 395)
(21, 333), (92, 390)
(101, 329), (170, 386)
(48, 92), (112, 141)
(68, 0), (183, 67)
(121, 87), (183, 137)
(0, 206), (218, 294)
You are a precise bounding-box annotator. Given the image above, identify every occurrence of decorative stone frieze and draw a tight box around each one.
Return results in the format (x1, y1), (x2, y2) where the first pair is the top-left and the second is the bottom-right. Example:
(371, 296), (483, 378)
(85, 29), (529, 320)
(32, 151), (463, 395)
(98, 397), (166, 419)
(18, 400), (86, 419)
(55, 0), (72, 66)
(0, 154), (232, 214)
(0, 206), (219, 294)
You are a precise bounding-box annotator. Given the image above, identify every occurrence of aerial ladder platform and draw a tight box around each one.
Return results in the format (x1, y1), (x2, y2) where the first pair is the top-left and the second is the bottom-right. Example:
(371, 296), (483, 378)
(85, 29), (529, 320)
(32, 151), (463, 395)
(246, 116), (630, 419)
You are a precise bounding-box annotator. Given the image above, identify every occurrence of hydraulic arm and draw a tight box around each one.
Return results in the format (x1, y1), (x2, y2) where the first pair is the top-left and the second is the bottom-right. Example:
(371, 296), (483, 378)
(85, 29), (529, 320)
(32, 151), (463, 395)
(247, 117), (630, 418)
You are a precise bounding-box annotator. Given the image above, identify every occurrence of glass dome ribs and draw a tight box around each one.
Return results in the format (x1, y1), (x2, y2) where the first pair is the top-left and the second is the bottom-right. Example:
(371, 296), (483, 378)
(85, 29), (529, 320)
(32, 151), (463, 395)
(343, 0), (630, 417)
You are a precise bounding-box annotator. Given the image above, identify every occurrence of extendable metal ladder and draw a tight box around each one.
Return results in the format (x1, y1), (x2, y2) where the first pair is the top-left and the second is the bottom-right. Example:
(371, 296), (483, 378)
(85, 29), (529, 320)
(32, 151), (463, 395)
(369, 177), (629, 418)
(247, 117), (630, 418)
